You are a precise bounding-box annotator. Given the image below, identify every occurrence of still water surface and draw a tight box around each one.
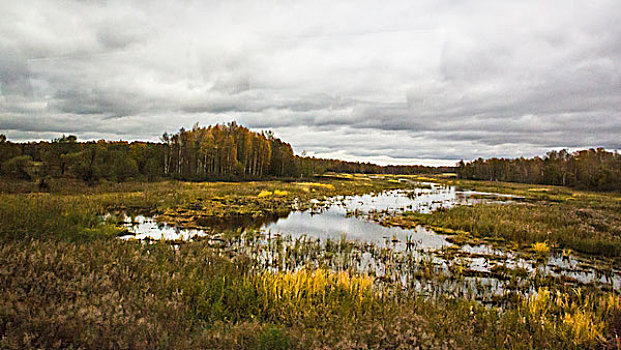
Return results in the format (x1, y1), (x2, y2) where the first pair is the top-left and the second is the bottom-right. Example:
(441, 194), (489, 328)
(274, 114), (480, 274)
(117, 182), (619, 291)
(120, 183), (486, 249)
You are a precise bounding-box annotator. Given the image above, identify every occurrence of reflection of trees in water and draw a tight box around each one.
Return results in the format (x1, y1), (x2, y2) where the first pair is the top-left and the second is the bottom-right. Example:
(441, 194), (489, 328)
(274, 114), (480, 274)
(195, 210), (292, 231)
(117, 209), (292, 233)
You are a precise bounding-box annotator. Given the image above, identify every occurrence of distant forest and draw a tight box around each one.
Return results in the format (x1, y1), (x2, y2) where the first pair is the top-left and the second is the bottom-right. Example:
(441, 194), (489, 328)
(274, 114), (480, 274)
(457, 148), (621, 192)
(0, 122), (448, 184)
(3, 122), (618, 192)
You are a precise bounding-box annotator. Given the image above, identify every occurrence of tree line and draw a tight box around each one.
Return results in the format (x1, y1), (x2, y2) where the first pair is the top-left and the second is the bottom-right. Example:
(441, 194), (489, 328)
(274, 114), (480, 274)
(457, 148), (621, 192)
(0, 122), (446, 184)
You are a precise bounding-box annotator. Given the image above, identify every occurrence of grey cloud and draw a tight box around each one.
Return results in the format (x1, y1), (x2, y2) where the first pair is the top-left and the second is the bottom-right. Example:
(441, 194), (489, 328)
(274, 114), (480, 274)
(1, 0), (620, 165)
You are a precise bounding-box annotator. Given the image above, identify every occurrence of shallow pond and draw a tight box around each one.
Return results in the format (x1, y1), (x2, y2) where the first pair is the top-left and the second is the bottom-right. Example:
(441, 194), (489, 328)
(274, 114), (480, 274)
(118, 215), (207, 241)
(260, 184), (518, 249)
(119, 183), (493, 248)
(115, 181), (620, 292)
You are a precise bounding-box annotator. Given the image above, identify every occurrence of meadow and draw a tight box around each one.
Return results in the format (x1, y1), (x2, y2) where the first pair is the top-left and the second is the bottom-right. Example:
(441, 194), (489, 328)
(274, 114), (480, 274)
(389, 179), (621, 257)
(1, 175), (621, 349)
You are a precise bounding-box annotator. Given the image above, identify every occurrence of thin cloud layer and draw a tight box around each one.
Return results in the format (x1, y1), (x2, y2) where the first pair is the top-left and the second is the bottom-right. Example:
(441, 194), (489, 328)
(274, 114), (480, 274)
(1, 0), (619, 165)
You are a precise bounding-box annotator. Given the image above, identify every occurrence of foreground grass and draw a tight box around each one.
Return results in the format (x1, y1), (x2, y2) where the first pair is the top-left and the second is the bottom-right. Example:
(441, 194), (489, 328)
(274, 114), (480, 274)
(4, 238), (621, 349)
(2, 176), (621, 348)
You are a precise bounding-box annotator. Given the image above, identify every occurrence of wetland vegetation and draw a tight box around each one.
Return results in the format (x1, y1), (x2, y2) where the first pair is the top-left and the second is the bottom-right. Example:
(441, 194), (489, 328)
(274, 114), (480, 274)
(2, 172), (621, 349)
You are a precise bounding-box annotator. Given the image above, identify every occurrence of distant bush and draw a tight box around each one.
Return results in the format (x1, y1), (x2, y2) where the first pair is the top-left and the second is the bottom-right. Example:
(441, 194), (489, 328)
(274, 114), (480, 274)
(1, 155), (34, 180)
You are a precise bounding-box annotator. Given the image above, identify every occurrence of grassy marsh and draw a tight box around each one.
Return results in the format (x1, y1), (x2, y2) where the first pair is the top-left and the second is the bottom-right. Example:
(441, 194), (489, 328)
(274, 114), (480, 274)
(2, 175), (621, 349)
(389, 179), (621, 258)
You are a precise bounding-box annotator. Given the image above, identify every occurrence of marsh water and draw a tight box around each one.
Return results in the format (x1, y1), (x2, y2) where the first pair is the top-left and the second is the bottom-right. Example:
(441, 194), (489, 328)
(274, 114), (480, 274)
(117, 182), (621, 294)
(119, 183), (485, 248)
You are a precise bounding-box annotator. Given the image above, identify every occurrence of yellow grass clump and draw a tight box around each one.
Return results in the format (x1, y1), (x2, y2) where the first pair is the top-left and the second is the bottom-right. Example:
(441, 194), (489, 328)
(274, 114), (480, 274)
(257, 190), (273, 198)
(413, 176), (437, 182)
(257, 269), (374, 308)
(532, 242), (551, 256)
(520, 288), (611, 345)
(528, 187), (551, 192)
(273, 190), (288, 197)
(296, 182), (335, 191)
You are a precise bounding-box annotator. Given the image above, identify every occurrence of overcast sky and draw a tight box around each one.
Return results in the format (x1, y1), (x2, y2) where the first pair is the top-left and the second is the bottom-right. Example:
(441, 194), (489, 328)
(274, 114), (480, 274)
(1, 0), (619, 165)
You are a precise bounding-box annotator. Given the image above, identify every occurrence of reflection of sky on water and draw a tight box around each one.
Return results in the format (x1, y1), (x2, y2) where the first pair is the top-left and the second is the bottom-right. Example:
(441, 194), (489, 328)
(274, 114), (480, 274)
(115, 181), (619, 290)
(262, 209), (448, 250)
(261, 183), (490, 249)
(118, 215), (206, 241)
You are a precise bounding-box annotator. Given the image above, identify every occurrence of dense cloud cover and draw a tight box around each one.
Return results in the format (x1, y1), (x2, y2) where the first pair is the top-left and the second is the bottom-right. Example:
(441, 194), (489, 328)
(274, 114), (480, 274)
(1, 0), (619, 165)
